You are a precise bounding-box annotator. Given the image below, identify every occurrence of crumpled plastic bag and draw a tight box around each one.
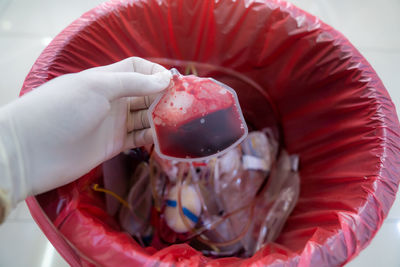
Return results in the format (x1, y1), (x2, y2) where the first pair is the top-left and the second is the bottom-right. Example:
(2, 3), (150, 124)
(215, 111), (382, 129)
(24, 0), (400, 266)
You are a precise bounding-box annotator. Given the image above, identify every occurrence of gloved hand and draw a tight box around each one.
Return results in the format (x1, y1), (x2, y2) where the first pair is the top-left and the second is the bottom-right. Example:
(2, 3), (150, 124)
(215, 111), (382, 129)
(0, 57), (171, 218)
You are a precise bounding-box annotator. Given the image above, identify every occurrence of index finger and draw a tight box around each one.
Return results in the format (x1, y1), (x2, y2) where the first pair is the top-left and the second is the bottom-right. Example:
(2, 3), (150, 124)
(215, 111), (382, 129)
(129, 94), (160, 111)
(82, 57), (167, 74)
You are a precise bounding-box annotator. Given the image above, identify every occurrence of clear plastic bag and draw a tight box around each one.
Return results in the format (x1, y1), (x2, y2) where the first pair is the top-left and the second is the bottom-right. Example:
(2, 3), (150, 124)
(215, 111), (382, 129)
(119, 163), (153, 245)
(242, 151), (300, 256)
(149, 69), (248, 161)
(146, 130), (299, 257)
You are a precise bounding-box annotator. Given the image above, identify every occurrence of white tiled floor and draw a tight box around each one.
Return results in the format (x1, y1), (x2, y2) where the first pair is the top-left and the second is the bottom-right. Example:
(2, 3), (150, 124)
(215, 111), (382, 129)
(0, 0), (399, 266)
(0, 204), (64, 267)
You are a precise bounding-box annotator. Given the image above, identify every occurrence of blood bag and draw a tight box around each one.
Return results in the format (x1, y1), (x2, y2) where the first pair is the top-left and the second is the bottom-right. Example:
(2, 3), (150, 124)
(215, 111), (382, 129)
(148, 69), (248, 161)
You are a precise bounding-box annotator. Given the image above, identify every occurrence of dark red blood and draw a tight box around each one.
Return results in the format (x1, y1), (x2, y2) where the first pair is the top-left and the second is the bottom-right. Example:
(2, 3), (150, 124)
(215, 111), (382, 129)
(154, 106), (244, 158)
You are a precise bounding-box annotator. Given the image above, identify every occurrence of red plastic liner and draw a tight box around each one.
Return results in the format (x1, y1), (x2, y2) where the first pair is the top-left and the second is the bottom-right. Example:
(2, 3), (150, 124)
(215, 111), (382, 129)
(23, 0), (400, 266)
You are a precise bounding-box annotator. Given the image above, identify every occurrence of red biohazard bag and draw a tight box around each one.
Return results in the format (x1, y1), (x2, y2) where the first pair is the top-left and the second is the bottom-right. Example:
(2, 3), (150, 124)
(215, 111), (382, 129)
(23, 0), (400, 266)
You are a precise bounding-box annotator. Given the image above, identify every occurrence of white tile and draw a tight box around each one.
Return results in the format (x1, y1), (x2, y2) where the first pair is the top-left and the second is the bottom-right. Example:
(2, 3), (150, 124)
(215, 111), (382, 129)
(0, 36), (47, 107)
(38, 240), (70, 267)
(6, 203), (19, 220)
(358, 49), (400, 115)
(388, 192), (400, 219)
(5, 202), (32, 221)
(0, 0), (107, 37)
(346, 220), (400, 267)
(0, 0), (12, 15)
(0, 221), (68, 267)
(14, 201), (33, 221)
(0, 0), (108, 108)
(287, 0), (400, 50)
(0, 0), (53, 37)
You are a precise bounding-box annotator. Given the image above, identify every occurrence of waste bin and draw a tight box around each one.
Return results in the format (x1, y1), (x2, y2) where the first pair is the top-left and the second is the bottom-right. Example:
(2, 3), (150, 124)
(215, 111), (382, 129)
(23, 0), (400, 266)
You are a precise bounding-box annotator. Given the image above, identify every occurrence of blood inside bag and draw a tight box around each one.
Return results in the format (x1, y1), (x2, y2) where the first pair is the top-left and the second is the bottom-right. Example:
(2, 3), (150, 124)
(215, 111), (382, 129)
(151, 73), (246, 159)
(157, 106), (243, 158)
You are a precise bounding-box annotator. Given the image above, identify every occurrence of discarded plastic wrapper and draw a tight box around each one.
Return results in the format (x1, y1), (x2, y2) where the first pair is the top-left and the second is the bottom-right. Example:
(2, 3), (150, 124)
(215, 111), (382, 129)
(242, 151), (300, 256)
(211, 131), (279, 253)
(137, 130), (299, 257)
(101, 149), (147, 216)
(119, 163), (152, 242)
(148, 69), (248, 161)
(102, 153), (129, 216)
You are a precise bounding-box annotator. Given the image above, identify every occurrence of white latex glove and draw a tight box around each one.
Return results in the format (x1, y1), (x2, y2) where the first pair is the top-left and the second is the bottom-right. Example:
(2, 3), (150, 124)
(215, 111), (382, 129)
(0, 57), (171, 219)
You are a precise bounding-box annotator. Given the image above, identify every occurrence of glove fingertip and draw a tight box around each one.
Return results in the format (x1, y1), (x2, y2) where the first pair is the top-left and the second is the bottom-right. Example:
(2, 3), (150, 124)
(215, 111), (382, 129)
(153, 70), (172, 89)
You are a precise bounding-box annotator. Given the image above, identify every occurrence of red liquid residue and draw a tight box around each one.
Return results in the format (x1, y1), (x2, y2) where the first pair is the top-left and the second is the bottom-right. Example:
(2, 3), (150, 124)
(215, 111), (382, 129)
(151, 74), (246, 159)
(155, 106), (244, 158)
